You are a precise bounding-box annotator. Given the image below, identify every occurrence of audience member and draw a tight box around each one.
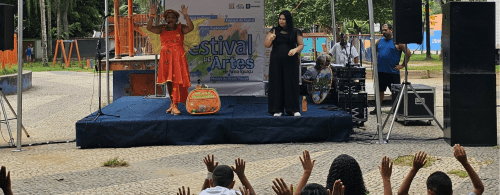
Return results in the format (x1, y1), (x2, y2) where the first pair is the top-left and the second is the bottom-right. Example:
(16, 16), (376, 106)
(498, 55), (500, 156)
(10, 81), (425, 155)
(397, 144), (484, 195)
(302, 55), (329, 95)
(326, 154), (368, 195)
(200, 155), (256, 195)
(177, 186), (195, 195)
(272, 178), (293, 195)
(379, 156), (393, 195)
(0, 166), (13, 195)
(293, 150), (344, 195)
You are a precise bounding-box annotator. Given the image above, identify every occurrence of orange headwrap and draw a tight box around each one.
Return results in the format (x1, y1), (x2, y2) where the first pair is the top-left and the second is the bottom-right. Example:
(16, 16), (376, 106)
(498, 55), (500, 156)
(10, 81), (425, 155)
(162, 9), (180, 20)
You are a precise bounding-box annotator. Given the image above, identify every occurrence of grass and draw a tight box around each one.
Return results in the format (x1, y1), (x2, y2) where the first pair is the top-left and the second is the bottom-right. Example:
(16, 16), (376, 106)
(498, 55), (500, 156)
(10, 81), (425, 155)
(392, 155), (436, 168)
(102, 157), (129, 167)
(405, 53), (441, 62)
(496, 65), (499, 73)
(0, 60), (109, 76)
(493, 146), (499, 149)
(447, 170), (468, 178)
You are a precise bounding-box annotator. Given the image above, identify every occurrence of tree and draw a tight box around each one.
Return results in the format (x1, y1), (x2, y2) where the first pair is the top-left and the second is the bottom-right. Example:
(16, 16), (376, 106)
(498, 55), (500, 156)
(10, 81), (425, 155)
(265, 0), (393, 34)
(40, 0), (48, 66)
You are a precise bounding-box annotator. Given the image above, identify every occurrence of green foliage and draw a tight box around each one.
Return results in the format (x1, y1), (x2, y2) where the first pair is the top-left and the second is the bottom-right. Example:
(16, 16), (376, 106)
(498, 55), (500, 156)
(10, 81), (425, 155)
(496, 65), (499, 73)
(102, 157), (129, 167)
(5, 61), (106, 73)
(392, 155), (436, 168)
(447, 170), (468, 178)
(265, 0), (393, 33)
(0, 67), (18, 76)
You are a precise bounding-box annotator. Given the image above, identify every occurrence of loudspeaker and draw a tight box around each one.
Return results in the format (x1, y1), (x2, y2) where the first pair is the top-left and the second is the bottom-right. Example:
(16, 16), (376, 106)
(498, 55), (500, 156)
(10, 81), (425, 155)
(392, 0), (423, 44)
(0, 4), (14, 51)
(442, 2), (495, 74)
(442, 2), (497, 146)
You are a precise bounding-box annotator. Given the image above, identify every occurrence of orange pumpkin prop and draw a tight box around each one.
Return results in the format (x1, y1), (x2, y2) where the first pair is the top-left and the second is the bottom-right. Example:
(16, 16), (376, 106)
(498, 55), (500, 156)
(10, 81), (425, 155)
(186, 85), (221, 115)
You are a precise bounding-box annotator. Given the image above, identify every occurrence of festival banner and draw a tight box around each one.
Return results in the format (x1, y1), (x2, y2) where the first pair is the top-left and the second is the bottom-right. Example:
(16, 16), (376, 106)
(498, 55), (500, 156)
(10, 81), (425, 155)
(166, 0), (266, 96)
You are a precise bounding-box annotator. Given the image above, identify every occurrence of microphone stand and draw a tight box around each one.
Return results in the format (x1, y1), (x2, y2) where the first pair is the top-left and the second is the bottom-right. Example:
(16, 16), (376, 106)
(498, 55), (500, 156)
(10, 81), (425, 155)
(87, 15), (120, 121)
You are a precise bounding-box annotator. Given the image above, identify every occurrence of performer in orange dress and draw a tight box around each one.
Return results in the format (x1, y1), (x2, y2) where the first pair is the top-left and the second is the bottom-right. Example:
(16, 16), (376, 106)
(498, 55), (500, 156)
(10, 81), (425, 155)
(147, 5), (194, 115)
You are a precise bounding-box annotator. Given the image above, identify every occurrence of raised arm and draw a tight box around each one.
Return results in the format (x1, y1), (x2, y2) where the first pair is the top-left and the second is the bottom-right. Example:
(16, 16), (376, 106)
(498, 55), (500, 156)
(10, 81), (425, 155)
(397, 151), (427, 195)
(179, 5), (194, 34)
(146, 5), (163, 34)
(272, 178), (293, 195)
(264, 29), (276, 48)
(379, 156), (393, 195)
(454, 144), (484, 195)
(232, 158), (256, 195)
(202, 154), (219, 191)
(293, 150), (316, 195)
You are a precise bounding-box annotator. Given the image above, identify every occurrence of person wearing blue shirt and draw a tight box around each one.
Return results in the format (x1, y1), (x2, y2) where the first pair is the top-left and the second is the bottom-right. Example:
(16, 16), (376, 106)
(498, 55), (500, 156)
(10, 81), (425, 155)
(26, 45), (32, 63)
(370, 24), (411, 115)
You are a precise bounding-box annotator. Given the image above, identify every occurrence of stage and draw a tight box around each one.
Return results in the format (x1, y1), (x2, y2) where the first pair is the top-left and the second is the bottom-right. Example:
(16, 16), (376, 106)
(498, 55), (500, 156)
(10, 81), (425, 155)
(76, 96), (352, 148)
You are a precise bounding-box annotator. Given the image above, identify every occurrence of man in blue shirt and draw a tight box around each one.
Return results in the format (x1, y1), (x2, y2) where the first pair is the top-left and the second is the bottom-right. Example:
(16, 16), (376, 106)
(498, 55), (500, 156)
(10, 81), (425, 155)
(370, 24), (411, 115)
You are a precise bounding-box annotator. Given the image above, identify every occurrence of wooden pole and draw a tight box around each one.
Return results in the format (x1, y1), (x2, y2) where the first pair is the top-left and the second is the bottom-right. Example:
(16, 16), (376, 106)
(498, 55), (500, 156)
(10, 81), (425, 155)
(128, 0), (134, 57)
(114, 0), (121, 59)
(75, 39), (81, 66)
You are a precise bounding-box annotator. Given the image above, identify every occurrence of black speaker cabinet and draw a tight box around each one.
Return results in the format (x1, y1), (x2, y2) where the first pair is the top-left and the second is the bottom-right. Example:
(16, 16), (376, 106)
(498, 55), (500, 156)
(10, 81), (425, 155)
(442, 2), (495, 74)
(0, 4), (14, 51)
(392, 0), (423, 44)
(442, 2), (497, 146)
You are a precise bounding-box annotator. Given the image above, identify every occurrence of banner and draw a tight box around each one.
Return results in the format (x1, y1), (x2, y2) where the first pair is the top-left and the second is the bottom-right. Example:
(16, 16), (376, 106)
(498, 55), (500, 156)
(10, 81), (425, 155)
(167, 0), (266, 96)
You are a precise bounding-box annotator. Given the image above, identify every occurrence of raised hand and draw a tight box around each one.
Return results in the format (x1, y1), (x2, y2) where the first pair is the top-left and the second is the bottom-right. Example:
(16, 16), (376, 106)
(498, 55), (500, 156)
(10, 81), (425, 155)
(203, 154), (218, 172)
(149, 4), (157, 16)
(412, 151), (428, 170)
(0, 166), (12, 195)
(454, 144), (468, 165)
(327, 179), (344, 195)
(379, 156), (393, 180)
(231, 158), (246, 177)
(177, 186), (194, 195)
(180, 5), (189, 16)
(299, 150), (316, 173)
(239, 186), (251, 195)
(272, 178), (293, 195)
(269, 31), (276, 41)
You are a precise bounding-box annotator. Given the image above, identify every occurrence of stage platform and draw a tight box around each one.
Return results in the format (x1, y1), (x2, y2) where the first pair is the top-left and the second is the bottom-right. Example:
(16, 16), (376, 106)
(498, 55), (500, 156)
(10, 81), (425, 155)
(76, 96), (352, 148)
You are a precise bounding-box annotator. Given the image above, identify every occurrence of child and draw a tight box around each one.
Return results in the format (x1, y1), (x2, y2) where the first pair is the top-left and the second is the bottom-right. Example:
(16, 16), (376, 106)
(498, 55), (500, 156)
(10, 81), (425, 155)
(397, 144), (484, 195)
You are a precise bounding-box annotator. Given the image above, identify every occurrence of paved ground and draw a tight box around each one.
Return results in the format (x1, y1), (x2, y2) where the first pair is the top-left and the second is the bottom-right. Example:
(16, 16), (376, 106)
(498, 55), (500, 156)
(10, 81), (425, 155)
(0, 71), (498, 195)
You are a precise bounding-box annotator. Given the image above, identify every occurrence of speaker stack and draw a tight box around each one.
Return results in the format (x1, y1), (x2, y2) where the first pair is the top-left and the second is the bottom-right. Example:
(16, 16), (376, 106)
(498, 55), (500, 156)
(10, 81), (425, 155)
(0, 3), (14, 51)
(393, 0), (422, 44)
(442, 2), (497, 146)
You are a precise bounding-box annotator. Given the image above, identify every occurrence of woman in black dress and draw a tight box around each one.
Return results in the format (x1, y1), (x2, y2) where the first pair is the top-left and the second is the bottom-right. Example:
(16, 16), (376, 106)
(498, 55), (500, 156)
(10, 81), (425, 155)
(264, 10), (304, 117)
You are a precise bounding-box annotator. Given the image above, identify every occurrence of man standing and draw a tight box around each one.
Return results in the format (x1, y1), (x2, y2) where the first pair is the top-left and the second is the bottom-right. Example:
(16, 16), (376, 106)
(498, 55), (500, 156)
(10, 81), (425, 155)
(370, 24), (411, 115)
(329, 33), (359, 66)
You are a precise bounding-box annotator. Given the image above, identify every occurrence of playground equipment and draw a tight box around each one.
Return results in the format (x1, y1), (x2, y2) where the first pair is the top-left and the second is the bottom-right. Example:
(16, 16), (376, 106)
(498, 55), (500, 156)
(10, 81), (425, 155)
(52, 39), (81, 67)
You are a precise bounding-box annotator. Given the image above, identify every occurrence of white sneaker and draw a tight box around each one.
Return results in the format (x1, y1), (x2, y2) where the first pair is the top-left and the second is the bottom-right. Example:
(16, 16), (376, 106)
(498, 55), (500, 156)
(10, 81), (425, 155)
(273, 112), (282, 117)
(294, 112), (301, 117)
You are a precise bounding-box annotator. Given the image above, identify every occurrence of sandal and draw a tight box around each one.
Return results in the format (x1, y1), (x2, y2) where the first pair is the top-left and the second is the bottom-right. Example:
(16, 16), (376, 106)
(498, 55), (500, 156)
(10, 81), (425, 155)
(166, 103), (174, 113)
(171, 104), (181, 115)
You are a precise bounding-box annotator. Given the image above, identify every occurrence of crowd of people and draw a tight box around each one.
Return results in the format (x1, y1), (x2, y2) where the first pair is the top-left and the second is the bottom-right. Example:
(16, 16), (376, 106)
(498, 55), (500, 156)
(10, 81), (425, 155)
(1, 144), (483, 195)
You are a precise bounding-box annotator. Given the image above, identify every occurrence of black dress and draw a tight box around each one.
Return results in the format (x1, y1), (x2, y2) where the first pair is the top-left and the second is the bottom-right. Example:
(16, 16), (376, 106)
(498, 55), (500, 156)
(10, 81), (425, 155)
(268, 28), (302, 115)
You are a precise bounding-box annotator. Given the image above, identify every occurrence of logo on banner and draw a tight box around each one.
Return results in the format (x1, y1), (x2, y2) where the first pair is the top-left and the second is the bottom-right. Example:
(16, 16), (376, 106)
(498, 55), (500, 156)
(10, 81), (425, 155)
(229, 3), (234, 9)
(236, 4), (244, 9)
(246, 4), (250, 9)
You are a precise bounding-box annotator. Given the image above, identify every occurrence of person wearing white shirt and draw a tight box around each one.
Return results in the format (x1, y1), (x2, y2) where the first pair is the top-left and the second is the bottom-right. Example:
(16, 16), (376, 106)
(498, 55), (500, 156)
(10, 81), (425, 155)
(328, 33), (359, 66)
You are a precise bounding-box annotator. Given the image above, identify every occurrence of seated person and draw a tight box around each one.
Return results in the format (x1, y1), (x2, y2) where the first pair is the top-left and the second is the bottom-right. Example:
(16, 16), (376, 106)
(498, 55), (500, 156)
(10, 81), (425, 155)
(397, 144), (484, 195)
(329, 33), (359, 66)
(302, 55), (330, 95)
(201, 155), (255, 195)
(326, 154), (368, 195)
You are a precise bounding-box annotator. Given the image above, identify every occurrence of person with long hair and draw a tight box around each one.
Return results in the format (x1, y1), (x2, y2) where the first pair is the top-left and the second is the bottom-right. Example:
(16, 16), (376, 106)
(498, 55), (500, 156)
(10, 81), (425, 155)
(264, 10), (304, 117)
(326, 154), (369, 195)
(147, 5), (194, 115)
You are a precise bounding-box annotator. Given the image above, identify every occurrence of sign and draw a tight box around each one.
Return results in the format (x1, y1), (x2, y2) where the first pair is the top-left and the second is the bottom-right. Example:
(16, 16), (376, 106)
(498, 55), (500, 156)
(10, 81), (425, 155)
(168, 0), (266, 96)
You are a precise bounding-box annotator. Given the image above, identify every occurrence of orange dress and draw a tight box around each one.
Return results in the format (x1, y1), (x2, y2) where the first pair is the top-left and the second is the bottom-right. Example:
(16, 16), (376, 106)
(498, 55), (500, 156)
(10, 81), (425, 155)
(157, 24), (191, 104)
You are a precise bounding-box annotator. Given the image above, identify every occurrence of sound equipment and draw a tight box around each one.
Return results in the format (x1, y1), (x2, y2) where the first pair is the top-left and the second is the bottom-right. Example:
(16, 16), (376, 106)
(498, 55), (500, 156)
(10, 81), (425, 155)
(0, 4), (14, 51)
(392, 0), (423, 44)
(391, 84), (435, 125)
(442, 2), (497, 146)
